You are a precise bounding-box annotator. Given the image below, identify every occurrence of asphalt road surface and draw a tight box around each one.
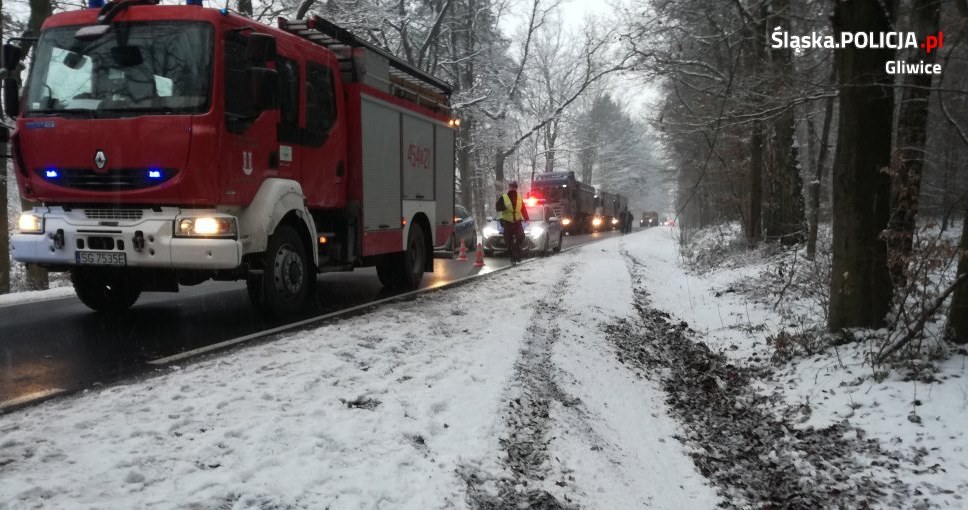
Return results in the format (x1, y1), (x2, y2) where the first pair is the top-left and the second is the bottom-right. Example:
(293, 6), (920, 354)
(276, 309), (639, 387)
(0, 229), (623, 409)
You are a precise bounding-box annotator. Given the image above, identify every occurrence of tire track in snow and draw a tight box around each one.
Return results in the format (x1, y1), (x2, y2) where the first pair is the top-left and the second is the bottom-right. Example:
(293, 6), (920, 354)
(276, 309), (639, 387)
(462, 264), (578, 510)
(608, 249), (915, 508)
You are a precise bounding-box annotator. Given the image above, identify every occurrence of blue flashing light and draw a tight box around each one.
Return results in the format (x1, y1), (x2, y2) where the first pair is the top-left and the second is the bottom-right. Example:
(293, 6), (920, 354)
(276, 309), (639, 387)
(147, 169), (163, 179)
(45, 168), (59, 179)
(186, 0), (203, 5)
(88, 0), (104, 8)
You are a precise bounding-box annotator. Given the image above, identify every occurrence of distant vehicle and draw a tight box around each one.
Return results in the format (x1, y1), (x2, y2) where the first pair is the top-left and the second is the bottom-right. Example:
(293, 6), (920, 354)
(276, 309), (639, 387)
(641, 211), (659, 227)
(438, 205), (477, 255)
(591, 190), (628, 231)
(529, 171), (595, 235)
(480, 205), (563, 257)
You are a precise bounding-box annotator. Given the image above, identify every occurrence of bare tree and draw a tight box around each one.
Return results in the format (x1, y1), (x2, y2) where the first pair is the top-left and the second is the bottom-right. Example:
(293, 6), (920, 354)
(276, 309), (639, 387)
(17, 0), (51, 291)
(885, 0), (942, 288)
(0, 0), (10, 294)
(827, 0), (896, 330)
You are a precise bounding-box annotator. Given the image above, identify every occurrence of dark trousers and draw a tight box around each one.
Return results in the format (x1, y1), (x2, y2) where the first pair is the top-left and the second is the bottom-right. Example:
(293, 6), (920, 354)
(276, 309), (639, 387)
(501, 220), (525, 259)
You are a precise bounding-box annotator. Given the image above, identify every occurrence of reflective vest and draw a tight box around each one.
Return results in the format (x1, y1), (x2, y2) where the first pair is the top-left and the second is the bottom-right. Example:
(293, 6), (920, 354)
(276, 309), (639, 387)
(500, 193), (524, 222)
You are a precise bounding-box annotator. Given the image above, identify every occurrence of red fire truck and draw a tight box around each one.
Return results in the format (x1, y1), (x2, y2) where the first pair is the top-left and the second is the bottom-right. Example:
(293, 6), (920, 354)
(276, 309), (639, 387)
(3, 0), (457, 317)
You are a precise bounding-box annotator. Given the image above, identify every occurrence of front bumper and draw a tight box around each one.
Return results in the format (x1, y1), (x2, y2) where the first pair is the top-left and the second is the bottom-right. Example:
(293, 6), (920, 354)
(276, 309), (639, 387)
(481, 234), (540, 253)
(11, 206), (242, 270)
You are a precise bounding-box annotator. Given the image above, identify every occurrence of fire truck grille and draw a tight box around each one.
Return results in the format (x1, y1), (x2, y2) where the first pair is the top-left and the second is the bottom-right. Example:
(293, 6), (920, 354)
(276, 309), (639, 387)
(83, 209), (144, 221)
(36, 168), (177, 191)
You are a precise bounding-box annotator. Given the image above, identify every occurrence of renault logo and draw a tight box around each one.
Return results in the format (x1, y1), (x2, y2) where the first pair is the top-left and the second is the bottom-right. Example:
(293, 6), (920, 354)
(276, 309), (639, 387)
(94, 150), (107, 170)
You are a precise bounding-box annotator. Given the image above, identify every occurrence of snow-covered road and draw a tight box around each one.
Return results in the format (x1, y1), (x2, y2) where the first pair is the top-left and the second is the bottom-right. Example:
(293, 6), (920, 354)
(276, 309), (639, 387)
(1, 228), (718, 509)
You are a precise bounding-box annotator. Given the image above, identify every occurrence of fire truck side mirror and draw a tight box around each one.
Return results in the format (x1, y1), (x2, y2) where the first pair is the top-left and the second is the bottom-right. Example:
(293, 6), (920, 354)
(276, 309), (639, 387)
(2, 43), (23, 73)
(245, 33), (276, 64)
(3, 78), (19, 118)
(2, 43), (22, 117)
(248, 67), (278, 112)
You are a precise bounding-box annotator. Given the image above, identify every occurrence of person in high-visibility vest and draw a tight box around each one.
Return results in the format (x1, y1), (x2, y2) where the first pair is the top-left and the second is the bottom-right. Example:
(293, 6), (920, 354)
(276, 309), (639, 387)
(495, 181), (530, 263)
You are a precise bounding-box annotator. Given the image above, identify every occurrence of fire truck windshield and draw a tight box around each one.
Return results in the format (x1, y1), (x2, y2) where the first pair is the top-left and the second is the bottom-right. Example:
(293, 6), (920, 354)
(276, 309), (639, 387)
(25, 21), (213, 116)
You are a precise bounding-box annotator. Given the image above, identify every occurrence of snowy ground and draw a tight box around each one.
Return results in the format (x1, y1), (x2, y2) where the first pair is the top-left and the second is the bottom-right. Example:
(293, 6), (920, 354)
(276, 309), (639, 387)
(671, 224), (968, 507)
(2, 226), (965, 508)
(1, 229), (718, 509)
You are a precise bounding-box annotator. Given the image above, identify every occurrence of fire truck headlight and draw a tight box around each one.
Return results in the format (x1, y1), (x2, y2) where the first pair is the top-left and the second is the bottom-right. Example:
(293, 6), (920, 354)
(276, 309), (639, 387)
(561, 218), (572, 226)
(175, 216), (238, 238)
(17, 212), (44, 234)
(592, 217), (603, 227)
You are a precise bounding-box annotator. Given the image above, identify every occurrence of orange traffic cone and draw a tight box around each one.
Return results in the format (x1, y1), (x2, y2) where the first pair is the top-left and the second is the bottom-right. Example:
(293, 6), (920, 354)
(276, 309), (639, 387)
(457, 239), (469, 261)
(473, 242), (486, 267)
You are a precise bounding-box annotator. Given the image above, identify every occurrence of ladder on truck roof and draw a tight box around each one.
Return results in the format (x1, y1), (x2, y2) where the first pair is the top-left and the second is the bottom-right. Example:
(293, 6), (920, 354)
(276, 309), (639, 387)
(278, 16), (453, 114)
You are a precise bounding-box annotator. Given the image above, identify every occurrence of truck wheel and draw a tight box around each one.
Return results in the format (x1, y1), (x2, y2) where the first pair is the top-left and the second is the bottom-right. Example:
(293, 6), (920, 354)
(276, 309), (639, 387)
(72, 268), (141, 312)
(377, 225), (426, 289)
(376, 259), (400, 287)
(255, 224), (313, 318)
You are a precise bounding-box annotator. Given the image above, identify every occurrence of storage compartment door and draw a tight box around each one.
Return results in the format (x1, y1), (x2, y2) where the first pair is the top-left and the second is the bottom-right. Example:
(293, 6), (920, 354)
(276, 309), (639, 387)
(402, 114), (435, 200)
(361, 98), (401, 231)
(435, 125), (455, 234)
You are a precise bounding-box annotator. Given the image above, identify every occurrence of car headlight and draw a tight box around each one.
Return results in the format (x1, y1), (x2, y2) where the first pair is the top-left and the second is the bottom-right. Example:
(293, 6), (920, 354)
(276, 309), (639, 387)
(561, 218), (572, 226)
(592, 217), (602, 227)
(175, 216), (238, 238)
(17, 212), (44, 234)
(482, 226), (499, 238)
(611, 218), (619, 225)
(527, 226), (545, 238)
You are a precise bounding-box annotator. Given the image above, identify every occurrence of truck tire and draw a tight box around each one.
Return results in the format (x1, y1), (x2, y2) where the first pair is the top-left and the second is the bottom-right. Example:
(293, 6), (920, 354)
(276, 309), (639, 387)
(252, 224), (313, 318)
(377, 225), (426, 289)
(72, 268), (142, 312)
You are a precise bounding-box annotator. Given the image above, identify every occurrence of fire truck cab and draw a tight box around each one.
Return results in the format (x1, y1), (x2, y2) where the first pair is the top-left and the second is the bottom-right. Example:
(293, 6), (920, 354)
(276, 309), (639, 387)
(4, 0), (457, 317)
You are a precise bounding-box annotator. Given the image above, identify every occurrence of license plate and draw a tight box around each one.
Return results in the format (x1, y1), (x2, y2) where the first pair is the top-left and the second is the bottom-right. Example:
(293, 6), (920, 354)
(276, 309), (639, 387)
(76, 251), (127, 266)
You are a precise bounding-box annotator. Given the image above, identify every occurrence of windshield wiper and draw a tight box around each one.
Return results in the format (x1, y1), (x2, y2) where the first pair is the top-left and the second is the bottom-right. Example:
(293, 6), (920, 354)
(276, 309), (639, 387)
(26, 108), (97, 118)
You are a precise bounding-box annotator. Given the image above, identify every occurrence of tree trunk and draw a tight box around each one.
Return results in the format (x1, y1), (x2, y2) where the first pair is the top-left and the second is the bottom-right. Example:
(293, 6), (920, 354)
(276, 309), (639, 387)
(947, 205), (968, 344)
(743, 2), (767, 244)
(493, 151), (506, 190)
(0, 148), (8, 295)
(763, 0), (805, 245)
(807, 78), (836, 260)
(295, 0), (316, 20)
(0, 0), (9, 294)
(748, 121), (763, 242)
(19, 198), (48, 290)
(457, 120), (474, 210)
(885, 0), (940, 288)
(456, 0), (476, 211)
(18, 0), (52, 291)
(828, 0), (896, 330)
(238, 0), (252, 16)
(763, 108), (805, 245)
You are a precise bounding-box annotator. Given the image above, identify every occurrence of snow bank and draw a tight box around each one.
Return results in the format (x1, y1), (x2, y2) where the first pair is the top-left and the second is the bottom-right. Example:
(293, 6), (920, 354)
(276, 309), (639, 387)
(636, 224), (968, 506)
